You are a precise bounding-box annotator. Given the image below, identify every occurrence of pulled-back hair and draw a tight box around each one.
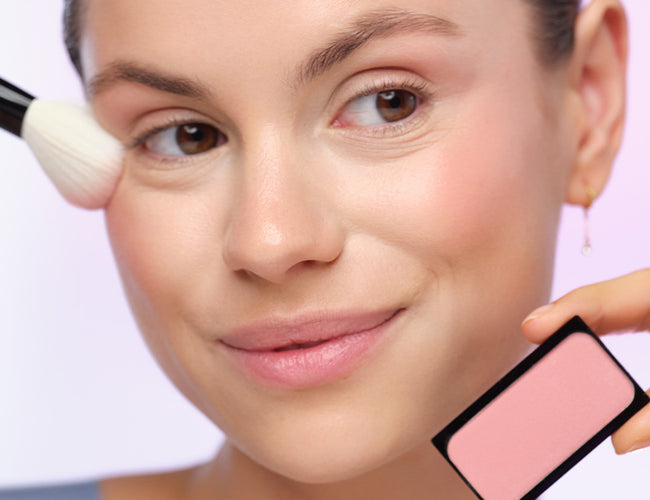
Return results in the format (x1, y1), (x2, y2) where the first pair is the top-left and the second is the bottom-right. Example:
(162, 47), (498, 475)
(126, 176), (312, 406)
(524, 0), (582, 63)
(63, 0), (581, 78)
(63, 0), (86, 77)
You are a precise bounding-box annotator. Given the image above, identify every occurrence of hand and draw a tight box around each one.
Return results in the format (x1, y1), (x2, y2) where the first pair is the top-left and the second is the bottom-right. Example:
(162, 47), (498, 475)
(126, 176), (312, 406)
(521, 268), (650, 455)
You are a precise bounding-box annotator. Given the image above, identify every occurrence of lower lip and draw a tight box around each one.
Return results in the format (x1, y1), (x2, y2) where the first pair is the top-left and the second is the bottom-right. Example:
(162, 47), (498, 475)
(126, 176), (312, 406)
(223, 311), (401, 388)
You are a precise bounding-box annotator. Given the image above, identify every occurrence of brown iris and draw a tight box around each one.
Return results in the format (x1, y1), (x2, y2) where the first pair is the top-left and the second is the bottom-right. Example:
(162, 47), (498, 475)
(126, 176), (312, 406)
(176, 124), (222, 155)
(376, 90), (417, 122)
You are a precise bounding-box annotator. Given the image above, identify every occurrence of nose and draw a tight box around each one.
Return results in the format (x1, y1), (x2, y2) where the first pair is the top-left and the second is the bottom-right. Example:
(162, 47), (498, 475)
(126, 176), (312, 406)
(221, 140), (345, 284)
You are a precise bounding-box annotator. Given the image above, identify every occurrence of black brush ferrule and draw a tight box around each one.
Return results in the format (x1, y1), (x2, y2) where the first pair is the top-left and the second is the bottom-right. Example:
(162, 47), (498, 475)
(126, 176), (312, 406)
(0, 77), (35, 137)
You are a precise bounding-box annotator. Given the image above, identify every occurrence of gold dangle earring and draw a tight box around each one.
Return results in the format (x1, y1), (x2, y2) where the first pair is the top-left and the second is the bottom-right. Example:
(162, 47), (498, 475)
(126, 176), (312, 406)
(581, 186), (596, 256)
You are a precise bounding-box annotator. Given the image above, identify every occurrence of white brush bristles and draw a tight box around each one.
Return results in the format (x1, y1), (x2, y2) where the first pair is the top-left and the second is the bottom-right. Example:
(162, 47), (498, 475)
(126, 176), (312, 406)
(22, 100), (123, 209)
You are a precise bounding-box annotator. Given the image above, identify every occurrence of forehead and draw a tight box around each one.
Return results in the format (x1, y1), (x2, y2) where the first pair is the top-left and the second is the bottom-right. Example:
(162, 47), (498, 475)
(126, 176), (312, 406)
(80, 0), (530, 83)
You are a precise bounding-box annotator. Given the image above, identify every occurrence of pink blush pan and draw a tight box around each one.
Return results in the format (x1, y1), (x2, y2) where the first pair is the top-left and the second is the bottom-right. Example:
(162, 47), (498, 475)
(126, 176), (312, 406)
(432, 316), (649, 500)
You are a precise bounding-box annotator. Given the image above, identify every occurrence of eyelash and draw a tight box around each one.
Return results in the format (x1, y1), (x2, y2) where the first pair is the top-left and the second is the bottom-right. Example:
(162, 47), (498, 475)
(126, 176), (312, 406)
(129, 117), (199, 150)
(128, 75), (435, 154)
(351, 77), (431, 101)
(332, 76), (435, 136)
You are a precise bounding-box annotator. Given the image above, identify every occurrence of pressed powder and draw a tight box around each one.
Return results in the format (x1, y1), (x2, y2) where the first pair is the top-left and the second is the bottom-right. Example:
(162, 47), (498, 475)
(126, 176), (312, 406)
(433, 316), (649, 500)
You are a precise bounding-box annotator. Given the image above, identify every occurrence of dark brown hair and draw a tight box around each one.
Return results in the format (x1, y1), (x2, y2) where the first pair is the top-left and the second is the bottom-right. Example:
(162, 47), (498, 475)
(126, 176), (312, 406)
(63, 0), (580, 77)
(63, 0), (86, 77)
(524, 0), (582, 64)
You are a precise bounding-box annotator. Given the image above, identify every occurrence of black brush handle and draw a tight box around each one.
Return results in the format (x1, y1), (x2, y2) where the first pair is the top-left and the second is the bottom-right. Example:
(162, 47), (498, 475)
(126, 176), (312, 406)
(0, 77), (35, 137)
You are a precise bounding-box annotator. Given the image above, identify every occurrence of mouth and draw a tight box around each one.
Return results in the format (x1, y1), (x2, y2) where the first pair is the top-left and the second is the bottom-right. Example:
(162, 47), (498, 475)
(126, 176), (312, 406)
(273, 339), (331, 352)
(220, 308), (404, 388)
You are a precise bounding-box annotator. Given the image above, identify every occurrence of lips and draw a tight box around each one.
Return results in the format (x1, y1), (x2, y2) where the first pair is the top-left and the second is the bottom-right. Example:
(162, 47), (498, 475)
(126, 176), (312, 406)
(219, 308), (403, 387)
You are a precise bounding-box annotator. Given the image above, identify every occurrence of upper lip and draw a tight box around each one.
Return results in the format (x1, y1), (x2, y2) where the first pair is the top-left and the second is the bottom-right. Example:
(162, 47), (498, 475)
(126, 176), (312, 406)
(219, 308), (401, 352)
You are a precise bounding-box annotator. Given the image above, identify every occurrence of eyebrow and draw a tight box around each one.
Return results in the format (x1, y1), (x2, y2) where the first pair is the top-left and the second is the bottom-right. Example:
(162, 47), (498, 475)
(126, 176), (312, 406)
(87, 61), (212, 99)
(295, 9), (462, 86)
(86, 8), (461, 99)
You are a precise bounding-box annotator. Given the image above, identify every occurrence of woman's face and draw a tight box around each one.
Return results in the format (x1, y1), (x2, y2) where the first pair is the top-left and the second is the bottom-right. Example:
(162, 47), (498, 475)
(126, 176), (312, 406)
(82, 0), (574, 482)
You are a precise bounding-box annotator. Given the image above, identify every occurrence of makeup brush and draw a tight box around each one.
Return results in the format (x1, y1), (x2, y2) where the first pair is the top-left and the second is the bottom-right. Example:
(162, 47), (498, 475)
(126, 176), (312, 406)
(0, 76), (123, 209)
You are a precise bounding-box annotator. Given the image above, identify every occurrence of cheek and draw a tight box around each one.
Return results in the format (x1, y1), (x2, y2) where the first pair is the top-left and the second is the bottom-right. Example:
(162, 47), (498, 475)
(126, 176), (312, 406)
(104, 165), (229, 340)
(104, 169), (238, 414)
(366, 93), (563, 272)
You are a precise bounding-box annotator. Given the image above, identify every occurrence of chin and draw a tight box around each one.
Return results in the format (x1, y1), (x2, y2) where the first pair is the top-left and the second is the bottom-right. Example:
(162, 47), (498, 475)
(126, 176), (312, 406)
(248, 441), (409, 485)
(229, 404), (432, 485)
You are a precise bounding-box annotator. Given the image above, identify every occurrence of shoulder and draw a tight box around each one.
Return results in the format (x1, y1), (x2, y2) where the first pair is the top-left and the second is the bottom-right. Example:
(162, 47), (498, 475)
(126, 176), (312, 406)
(99, 466), (201, 500)
(0, 466), (203, 500)
(0, 481), (99, 500)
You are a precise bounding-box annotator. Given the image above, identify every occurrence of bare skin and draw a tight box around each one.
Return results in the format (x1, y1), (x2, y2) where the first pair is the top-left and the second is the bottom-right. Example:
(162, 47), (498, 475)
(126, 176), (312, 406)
(69, 0), (644, 497)
(100, 269), (650, 499)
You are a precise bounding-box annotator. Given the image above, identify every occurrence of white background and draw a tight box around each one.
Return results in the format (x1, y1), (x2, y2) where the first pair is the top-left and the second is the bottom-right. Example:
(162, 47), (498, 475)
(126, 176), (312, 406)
(0, 1), (649, 498)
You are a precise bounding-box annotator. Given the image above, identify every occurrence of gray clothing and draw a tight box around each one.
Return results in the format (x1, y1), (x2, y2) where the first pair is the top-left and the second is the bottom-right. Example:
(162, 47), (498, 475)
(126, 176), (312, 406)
(0, 482), (99, 500)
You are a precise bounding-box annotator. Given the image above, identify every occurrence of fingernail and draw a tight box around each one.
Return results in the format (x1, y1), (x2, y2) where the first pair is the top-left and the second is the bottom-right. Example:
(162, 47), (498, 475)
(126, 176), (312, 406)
(522, 304), (554, 326)
(621, 439), (650, 454)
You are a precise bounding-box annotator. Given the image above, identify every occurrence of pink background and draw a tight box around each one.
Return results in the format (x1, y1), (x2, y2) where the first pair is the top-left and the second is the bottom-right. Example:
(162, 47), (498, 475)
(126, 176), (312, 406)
(0, 1), (648, 497)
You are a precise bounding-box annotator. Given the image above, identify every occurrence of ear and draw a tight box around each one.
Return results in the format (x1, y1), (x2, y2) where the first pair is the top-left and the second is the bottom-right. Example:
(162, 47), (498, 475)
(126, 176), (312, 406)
(564, 0), (628, 207)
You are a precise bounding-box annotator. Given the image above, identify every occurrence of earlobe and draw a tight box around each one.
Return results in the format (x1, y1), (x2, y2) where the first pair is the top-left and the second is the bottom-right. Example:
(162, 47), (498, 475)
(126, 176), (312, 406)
(564, 0), (628, 207)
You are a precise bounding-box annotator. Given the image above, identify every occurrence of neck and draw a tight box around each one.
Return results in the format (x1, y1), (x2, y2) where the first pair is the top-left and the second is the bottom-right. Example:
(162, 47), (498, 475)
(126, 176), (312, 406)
(186, 439), (475, 500)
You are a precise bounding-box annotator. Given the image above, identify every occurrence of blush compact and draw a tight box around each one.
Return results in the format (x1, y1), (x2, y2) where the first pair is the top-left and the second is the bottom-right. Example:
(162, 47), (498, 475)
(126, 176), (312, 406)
(432, 316), (649, 500)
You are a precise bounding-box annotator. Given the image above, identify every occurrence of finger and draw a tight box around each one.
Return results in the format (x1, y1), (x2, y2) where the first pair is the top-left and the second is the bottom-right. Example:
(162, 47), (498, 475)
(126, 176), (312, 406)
(611, 388), (650, 454)
(521, 268), (650, 343)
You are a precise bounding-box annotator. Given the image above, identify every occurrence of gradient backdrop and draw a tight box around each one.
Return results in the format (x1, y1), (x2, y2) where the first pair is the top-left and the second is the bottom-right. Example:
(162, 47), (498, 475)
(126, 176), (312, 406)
(1, 1), (648, 497)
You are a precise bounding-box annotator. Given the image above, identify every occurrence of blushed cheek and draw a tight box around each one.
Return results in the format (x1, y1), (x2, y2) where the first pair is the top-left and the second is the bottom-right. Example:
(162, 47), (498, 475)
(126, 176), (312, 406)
(395, 104), (561, 271)
(364, 156), (537, 271)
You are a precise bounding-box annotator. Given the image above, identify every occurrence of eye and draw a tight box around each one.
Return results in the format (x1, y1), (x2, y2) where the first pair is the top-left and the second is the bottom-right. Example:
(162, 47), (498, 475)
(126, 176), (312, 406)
(143, 123), (227, 156)
(335, 89), (418, 128)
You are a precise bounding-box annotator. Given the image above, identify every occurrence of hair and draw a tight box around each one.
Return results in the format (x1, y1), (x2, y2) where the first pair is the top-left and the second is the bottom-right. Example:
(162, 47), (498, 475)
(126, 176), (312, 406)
(63, 0), (85, 78)
(524, 0), (582, 64)
(63, 0), (581, 77)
